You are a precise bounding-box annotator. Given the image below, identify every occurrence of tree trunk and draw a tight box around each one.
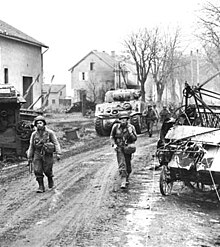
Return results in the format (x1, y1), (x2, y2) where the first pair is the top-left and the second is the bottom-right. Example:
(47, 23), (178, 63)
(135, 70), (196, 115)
(156, 81), (165, 104)
(157, 88), (163, 103)
(140, 81), (145, 102)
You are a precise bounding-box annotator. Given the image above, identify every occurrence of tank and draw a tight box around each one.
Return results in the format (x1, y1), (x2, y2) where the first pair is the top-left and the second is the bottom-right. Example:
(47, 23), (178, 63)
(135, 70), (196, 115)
(94, 89), (147, 136)
(0, 84), (39, 161)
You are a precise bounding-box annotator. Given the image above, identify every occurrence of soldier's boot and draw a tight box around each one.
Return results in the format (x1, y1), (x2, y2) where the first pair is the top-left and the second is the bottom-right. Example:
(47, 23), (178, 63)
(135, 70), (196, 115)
(121, 177), (127, 189)
(36, 178), (45, 193)
(48, 177), (54, 189)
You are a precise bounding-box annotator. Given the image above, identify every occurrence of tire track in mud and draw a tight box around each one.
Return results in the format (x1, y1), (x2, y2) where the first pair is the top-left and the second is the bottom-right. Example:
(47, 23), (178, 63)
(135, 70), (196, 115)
(0, 143), (120, 247)
(46, 154), (119, 247)
(4, 129), (218, 247)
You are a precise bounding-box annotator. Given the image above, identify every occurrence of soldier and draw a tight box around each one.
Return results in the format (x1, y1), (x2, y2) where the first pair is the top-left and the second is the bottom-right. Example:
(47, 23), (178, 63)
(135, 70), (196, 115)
(159, 105), (171, 123)
(144, 105), (157, 137)
(27, 115), (61, 193)
(153, 104), (159, 123)
(110, 112), (137, 189)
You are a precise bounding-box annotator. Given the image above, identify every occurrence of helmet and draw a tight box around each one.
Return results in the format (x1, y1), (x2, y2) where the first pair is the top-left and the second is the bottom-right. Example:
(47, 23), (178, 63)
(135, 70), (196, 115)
(34, 115), (46, 126)
(119, 112), (130, 120)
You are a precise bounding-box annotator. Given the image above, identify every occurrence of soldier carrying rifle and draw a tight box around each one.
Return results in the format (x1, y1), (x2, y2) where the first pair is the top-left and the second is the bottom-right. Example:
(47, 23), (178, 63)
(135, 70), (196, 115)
(110, 112), (137, 189)
(27, 116), (61, 193)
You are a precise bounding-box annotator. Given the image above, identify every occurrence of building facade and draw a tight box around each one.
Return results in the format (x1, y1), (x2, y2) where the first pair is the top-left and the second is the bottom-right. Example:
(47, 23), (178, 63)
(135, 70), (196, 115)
(0, 19), (48, 109)
(69, 50), (138, 103)
(42, 84), (67, 112)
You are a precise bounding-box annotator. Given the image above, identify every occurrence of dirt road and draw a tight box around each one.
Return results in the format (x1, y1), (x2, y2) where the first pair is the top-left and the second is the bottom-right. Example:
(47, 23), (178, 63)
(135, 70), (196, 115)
(0, 116), (220, 247)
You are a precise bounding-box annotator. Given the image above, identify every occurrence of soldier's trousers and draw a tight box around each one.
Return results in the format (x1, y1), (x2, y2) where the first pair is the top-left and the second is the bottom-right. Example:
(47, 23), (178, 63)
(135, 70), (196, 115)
(33, 153), (54, 179)
(116, 147), (132, 178)
(147, 121), (154, 136)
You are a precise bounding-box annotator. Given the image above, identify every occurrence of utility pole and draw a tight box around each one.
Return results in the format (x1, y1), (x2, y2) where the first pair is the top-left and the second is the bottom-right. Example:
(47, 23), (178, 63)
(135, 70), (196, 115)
(196, 49), (200, 86)
(190, 50), (194, 86)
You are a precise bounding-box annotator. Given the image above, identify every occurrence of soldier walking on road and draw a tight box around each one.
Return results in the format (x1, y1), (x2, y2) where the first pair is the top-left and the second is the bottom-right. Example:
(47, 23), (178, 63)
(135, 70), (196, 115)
(159, 105), (171, 123)
(144, 105), (157, 137)
(110, 112), (137, 189)
(153, 104), (159, 131)
(27, 116), (61, 193)
(153, 104), (159, 121)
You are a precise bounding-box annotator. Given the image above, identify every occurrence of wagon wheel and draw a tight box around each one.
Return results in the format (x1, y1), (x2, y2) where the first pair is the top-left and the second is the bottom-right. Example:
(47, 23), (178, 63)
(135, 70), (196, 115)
(159, 166), (173, 196)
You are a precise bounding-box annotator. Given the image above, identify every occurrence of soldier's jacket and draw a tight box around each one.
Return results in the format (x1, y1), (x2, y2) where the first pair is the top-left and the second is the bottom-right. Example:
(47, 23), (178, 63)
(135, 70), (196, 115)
(110, 123), (137, 147)
(144, 109), (157, 122)
(159, 109), (171, 122)
(27, 127), (61, 159)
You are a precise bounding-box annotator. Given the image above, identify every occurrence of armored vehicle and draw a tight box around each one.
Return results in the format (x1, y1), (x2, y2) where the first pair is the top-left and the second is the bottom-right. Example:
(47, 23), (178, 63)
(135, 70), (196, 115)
(95, 89), (147, 136)
(0, 85), (39, 161)
(156, 73), (220, 197)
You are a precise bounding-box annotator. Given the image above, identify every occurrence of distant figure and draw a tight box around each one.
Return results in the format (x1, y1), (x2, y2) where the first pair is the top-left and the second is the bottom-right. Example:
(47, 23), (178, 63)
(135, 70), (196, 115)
(144, 105), (157, 137)
(110, 112), (137, 189)
(159, 105), (171, 123)
(153, 104), (159, 121)
(153, 104), (159, 129)
(27, 116), (61, 193)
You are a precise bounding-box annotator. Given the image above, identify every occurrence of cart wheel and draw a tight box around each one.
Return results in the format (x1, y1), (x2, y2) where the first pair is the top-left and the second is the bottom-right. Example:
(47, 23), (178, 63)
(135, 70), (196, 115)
(159, 166), (173, 196)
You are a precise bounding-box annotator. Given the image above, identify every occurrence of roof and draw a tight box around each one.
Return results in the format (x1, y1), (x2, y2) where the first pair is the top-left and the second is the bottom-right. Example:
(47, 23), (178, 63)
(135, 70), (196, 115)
(42, 84), (66, 93)
(0, 19), (48, 48)
(69, 50), (117, 71)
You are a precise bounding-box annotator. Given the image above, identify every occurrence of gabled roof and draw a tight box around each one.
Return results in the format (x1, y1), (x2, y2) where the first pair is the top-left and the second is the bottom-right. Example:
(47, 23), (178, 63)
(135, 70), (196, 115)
(42, 84), (66, 93)
(69, 50), (117, 71)
(0, 19), (48, 48)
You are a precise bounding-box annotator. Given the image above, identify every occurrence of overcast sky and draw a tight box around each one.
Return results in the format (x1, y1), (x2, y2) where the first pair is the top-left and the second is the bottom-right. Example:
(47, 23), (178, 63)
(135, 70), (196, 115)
(1, 0), (207, 86)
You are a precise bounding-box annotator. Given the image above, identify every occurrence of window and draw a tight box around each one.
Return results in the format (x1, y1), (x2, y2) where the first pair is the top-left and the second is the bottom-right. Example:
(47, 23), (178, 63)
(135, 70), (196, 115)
(60, 91), (62, 96)
(4, 68), (8, 84)
(90, 62), (94, 71)
(79, 72), (88, 81)
(52, 99), (56, 104)
(82, 72), (85, 80)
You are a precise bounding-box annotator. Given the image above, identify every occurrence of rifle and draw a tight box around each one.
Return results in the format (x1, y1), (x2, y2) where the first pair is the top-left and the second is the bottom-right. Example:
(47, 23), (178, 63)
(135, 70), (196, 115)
(28, 160), (33, 175)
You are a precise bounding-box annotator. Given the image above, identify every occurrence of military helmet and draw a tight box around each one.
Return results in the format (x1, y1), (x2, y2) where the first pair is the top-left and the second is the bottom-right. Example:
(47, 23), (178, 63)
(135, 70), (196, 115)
(119, 112), (130, 120)
(34, 115), (46, 126)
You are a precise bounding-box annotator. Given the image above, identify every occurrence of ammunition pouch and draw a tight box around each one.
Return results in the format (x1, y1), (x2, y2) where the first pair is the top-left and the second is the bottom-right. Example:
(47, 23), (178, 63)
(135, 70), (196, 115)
(43, 142), (55, 154)
(123, 143), (136, 154)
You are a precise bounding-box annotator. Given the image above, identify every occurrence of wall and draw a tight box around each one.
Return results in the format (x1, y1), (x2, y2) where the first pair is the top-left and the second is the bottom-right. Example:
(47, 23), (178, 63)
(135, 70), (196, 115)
(70, 53), (114, 103)
(47, 87), (67, 112)
(0, 36), (43, 109)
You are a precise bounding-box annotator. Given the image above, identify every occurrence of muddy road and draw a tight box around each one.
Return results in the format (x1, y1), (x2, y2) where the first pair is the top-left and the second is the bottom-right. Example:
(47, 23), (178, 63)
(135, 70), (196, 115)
(0, 115), (220, 247)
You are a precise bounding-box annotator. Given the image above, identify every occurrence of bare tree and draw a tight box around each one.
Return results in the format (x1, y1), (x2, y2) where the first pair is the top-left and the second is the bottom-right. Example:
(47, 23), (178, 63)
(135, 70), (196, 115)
(86, 75), (99, 104)
(123, 28), (158, 101)
(150, 28), (182, 104)
(197, 1), (220, 71)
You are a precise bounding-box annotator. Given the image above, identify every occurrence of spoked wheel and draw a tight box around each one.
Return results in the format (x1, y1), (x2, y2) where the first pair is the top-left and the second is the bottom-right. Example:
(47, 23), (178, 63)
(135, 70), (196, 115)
(159, 166), (173, 196)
